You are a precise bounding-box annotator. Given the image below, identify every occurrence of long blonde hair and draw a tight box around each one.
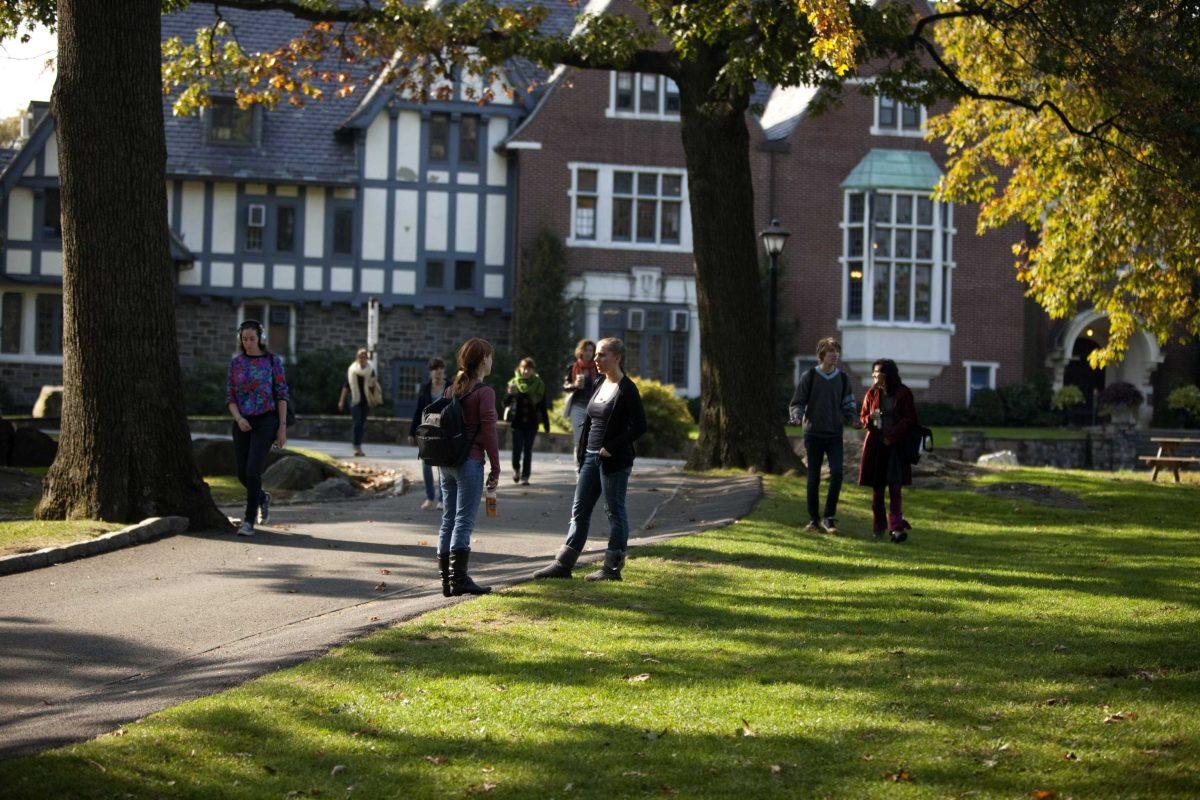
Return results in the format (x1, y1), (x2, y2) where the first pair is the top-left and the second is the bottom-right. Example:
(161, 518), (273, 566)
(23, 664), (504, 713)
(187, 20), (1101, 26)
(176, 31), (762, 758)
(452, 338), (494, 397)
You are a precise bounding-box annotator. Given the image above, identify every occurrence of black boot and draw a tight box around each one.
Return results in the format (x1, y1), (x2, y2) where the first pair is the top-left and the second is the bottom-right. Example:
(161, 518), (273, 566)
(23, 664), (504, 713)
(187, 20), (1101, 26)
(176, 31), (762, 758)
(533, 545), (581, 579)
(437, 552), (451, 597)
(449, 548), (492, 596)
(585, 550), (625, 582)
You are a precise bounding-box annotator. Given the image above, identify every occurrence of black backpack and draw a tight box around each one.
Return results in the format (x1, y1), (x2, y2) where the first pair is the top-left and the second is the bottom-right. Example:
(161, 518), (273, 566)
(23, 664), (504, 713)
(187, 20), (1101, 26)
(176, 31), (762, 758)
(902, 424), (934, 465)
(416, 384), (481, 467)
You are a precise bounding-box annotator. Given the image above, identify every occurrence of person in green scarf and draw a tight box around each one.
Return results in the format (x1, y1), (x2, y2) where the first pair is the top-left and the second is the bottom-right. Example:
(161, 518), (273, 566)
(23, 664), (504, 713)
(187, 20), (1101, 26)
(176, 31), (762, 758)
(504, 357), (552, 485)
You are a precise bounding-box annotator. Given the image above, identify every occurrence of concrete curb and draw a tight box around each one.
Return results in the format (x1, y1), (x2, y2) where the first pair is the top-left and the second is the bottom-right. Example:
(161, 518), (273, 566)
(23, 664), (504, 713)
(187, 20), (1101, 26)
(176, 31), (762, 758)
(0, 516), (190, 577)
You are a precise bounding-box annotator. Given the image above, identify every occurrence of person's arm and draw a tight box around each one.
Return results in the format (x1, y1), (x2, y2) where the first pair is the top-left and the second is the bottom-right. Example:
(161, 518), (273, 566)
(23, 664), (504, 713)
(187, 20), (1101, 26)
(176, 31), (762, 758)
(477, 386), (501, 487)
(859, 389), (873, 431)
(603, 381), (647, 453)
(338, 384), (349, 412)
(272, 356), (289, 448)
(227, 363), (251, 432)
(841, 375), (862, 429)
(788, 371), (809, 425)
(562, 363), (578, 392)
(538, 395), (551, 433)
(409, 383), (426, 440)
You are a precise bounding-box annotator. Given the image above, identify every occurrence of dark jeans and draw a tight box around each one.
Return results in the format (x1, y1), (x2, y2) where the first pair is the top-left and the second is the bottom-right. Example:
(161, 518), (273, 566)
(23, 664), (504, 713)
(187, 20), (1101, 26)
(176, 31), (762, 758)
(233, 412), (279, 526)
(564, 452), (632, 554)
(511, 426), (537, 480)
(804, 433), (844, 523)
(351, 403), (368, 448)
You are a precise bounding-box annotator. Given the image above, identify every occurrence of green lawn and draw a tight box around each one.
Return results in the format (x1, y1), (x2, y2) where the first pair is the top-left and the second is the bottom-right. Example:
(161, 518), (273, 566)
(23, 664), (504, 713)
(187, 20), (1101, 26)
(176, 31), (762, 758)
(3, 468), (1198, 798)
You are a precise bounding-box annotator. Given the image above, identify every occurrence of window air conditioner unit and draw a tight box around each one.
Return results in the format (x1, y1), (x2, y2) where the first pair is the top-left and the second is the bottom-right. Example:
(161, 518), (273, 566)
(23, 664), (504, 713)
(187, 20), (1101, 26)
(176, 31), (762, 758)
(670, 310), (689, 332)
(247, 204), (266, 228)
(627, 308), (644, 331)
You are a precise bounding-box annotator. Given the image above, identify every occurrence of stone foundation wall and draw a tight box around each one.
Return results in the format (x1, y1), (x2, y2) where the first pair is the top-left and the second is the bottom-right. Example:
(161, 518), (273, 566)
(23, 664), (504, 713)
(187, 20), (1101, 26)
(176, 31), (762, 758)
(1, 362), (64, 414)
(953, 428), (1157, 471)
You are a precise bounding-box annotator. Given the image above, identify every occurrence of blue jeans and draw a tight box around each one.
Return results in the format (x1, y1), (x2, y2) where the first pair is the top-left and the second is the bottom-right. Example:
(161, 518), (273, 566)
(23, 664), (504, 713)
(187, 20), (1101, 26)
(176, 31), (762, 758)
(422, 460), (443, 503)
(564, 452), (632, 554)
(804, 433), (844, 523)
(351, 404), (368, 448)
(438, 456), (485, 553)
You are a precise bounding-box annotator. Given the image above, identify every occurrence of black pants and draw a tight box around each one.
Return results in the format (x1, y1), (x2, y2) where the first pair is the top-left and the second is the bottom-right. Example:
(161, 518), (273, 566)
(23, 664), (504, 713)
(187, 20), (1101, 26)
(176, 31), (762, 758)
(233, 412), (278, 525)
(352, 403), (368, 448)
(511, 426), (537, 480)
(804, 432), (844, 523)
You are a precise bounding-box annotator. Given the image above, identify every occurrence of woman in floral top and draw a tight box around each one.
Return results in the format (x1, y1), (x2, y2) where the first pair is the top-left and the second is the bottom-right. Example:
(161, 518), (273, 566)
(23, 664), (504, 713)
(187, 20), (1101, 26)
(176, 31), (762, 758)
(226, 319), (290, 536)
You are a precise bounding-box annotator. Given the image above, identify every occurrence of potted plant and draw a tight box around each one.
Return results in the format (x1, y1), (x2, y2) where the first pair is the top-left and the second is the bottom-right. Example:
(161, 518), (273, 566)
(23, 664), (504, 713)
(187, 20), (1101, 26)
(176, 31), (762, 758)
(1167, 384), (1200, 428)
(1097, 381), (1144, 426)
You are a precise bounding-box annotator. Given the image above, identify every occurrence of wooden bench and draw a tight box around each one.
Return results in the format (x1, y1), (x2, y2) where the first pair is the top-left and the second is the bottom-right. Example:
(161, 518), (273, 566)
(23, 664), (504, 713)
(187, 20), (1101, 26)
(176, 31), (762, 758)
(1142, 437), (1200, 482)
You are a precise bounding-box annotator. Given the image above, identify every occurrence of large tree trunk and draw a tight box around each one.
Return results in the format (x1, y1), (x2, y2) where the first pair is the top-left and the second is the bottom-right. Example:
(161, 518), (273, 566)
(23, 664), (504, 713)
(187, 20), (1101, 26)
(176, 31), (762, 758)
(677, 53), (800, 473)
(37, 0), (230, 530)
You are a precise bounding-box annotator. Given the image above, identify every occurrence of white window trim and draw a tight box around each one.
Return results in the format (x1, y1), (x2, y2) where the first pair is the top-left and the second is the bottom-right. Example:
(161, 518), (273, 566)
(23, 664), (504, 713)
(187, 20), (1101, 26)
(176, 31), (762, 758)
(963, 360), (999, 404)
(0, 287), (65, 364)
(792, 354), (818, 387)
(237, 301), (297, 359)
(870, 94), (928, 138)
(566, 162), (692, 253)
(838, 189), (954, 331)
(606, 71), (681, 122)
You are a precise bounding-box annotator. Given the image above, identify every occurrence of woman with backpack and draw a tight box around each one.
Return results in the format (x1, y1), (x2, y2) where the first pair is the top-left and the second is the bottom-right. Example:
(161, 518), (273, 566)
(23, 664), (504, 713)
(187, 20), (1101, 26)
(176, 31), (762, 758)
(534, 337), (647, 582)
(858, 358), (918, 542)
(226, 319), (290, 537)
(504, 357), (551, 485)
(432, 338), (500, 596)
(409, 356), (447, 511)
(338, 348), (382, 457)
(562, 339), (600, 449)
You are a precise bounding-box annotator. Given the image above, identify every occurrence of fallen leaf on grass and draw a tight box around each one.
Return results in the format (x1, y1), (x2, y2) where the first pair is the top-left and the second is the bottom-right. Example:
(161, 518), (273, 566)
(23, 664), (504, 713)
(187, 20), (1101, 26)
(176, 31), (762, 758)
(1052, 644), (1069, 653)
(741, 719), (757, 737)
(1103, 710), (1137, 723)
(1031, 792), (1057, 799)
(657, 785), (678, 796)
(1063, 752), (1078, 761)
(883, 769), (913, 782)
(330, 765), (346, 777)
(1041, 697), (1068, 707)
(466, 783), (497, 794)
(622, 770), (646, 777)
(424, 756), (448, 766)
(374, 582), (387, 591)
(888, 649), (906, 656)
(481, 766), (494, 773)
(769, 764), (782, 775)
(625, 673), (651, 683)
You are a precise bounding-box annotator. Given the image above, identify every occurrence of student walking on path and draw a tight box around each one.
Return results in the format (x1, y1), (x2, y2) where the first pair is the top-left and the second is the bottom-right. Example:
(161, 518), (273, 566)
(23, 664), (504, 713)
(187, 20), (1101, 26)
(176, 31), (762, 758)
(789, 337), (861, 535)
(436, 339), (501, 596)
(504, 357), (551, 485)
(535, 337), (647, 582)
(338, 348), (382, 457)
(859, 358), (918, 542)
(409, 357), (447, 511)
(562, 339), (600, 450)
(226, 319), (289, 537)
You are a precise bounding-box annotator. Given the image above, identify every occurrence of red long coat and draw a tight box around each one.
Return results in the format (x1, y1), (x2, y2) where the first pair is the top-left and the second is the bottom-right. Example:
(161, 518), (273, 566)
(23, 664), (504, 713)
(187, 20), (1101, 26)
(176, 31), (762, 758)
(858, 385), (918, 487)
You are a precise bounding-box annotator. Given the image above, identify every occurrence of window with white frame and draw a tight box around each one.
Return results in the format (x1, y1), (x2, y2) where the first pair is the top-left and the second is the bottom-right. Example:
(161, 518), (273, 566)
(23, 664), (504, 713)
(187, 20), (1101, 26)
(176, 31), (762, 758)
(842, 190), (954, 325)
(239, 302), (295, 358)
(609, 72), (680, 120)
(569, 164), (689, 250)
(0, 290), (63, 359)
(964, 361), (998, 405)
(873, 94), (925, 136)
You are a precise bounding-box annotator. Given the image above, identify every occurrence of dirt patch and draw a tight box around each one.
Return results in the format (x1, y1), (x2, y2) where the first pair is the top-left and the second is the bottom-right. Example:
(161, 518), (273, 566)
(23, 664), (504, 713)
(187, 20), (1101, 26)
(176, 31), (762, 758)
(974, 482), (1093, 510)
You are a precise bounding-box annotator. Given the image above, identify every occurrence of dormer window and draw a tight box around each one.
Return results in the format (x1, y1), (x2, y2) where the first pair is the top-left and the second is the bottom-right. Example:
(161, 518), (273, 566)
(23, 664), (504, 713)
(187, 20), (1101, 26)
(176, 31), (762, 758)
(206, 97), (256, 146)
(873, 94), (925, 137)
(608, 72), (681, 121)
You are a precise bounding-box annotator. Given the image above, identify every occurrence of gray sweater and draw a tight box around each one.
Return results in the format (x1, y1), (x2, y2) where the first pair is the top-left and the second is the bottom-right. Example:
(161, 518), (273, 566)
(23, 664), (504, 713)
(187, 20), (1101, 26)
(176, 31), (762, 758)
(789, 367), (856, 436)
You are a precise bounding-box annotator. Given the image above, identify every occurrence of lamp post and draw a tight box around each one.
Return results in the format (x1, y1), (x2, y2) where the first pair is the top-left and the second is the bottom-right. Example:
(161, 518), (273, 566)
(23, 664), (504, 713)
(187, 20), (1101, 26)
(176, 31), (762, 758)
(759, 218), (790, 363)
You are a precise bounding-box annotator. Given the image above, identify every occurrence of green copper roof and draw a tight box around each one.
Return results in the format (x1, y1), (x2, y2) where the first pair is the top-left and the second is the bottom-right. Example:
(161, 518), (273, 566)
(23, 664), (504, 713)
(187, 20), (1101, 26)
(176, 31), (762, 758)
(840, 148), (944, 191)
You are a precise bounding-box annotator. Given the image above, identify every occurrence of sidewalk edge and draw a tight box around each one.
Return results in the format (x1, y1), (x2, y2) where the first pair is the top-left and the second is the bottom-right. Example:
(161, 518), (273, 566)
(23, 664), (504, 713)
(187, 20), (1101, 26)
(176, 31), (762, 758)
(0, 517), (190, 577)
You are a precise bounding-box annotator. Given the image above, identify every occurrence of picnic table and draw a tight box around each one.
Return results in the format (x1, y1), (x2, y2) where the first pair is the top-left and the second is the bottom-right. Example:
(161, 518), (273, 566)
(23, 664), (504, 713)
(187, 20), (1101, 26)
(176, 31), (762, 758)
(1139, 437), (1200, 482)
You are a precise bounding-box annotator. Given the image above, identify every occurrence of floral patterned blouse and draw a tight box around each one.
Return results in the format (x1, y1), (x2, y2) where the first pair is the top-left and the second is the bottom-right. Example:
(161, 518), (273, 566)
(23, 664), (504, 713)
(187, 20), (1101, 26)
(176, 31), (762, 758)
(226, 353), (290, 418)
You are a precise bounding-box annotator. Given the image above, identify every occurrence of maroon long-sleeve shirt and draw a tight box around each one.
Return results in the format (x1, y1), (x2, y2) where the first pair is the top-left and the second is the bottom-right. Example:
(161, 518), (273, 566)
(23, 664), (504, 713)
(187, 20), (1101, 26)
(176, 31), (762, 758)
(459, 381), (500, 475)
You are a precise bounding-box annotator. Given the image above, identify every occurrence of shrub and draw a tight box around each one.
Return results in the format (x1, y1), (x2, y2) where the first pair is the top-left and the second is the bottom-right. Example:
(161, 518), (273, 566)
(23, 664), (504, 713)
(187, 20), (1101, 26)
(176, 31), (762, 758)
(1050, 384), (1086, 410)
(291, 346), (357, 415)
(1097, 381), (1144, 410)
(916, 402), (971, 426)
(968, 388), (1006, 425)
(634, 378), (693, 457)
(181, 360), (231, 416)
(998, 382), (1042, 426)
(1167, 384), (1200, 425)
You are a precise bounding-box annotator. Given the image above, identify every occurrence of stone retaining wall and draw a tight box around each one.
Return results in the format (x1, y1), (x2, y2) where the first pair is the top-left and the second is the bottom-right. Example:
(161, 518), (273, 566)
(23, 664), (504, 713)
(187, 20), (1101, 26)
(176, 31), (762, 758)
(953, 427), (1157, 471)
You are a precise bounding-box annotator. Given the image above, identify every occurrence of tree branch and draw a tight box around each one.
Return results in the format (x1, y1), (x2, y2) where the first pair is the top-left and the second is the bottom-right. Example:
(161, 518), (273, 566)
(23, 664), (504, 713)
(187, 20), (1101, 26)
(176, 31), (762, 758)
(191, 0), (378, 24)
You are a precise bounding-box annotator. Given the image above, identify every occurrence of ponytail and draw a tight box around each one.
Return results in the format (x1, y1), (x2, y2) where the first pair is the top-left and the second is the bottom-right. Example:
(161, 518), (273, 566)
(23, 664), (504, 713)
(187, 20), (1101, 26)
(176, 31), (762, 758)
(452, 338), (495, 397)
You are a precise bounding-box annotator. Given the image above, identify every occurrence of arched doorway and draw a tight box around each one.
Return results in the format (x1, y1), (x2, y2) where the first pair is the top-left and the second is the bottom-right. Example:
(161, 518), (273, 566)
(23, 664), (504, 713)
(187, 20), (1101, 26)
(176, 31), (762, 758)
(1063, 337), (1105, 424)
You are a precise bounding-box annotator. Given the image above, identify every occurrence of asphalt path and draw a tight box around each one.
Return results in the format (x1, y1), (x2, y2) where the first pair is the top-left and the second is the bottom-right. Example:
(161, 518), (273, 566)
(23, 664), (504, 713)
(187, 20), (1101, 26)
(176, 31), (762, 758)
(0, 440), (761, 759)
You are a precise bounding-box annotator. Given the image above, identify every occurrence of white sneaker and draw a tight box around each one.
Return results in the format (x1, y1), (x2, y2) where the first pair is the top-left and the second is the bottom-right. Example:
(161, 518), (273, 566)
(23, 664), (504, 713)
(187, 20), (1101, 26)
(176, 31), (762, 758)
(436, 501), (444, 511)
(420, 499), (435, 511)
(237, 521), (255, 537)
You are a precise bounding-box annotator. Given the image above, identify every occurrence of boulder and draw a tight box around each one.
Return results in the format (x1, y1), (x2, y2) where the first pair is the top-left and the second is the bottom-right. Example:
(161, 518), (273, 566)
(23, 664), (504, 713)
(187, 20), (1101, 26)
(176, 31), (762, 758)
(262, 455), (328, 491)
(32, 386), (64, 418)
(192, 437), (290, 476)
(977, 450), (1019, 467)
(10, 428), (57, 468)
(293, 476), (356, 502)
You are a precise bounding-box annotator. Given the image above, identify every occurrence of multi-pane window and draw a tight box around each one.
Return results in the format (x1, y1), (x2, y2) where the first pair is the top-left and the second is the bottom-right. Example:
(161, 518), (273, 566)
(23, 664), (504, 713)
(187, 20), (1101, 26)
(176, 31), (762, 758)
(844, 190), (952, 324)
(243, 203), (296, 254)
(208, 97), (255, 145)
(332, 207), (354, 256)
(569, 165), (689, 249)
(428, 113), (450, 161)
(1, 292), (22, 353)
(240, 303), (293, 357)
(574, 169), (598, 240)
(426, 260), (445, 289)
(454, 260), (474, 291)
(35, 293), (62, 355)
(610, 72), (682, 118)
(276, 206), (296, 253)
(42, 189), (61, 239)
(966, 362), (997, 405)
(458, 115), (479, 164)
(598, 303), (690, 386)
(875, 95), (924, 135)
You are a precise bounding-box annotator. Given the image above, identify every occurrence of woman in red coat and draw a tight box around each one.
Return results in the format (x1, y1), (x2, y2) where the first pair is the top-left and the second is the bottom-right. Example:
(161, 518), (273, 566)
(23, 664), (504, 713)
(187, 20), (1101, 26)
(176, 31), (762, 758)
(858, 358), (918, 542)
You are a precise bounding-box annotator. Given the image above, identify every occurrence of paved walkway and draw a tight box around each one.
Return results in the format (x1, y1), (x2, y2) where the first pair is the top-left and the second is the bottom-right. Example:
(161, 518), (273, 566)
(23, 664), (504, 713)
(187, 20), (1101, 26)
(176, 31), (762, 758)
(0, 440), (760, 758)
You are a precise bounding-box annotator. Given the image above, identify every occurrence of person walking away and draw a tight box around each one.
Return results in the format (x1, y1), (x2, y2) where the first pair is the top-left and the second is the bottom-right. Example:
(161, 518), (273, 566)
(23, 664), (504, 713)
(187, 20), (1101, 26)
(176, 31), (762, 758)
(504, 357), (551, 485)
(534, 337), (646, 582)
(562, 339), (600, 450)
(788, 337), (861, 534)
(410, 357), (447, 510)
(858, 358), (918, 543)
(435, 339), (501, 595)
(226, 319), (289, 536)
(339, 348), (382, 457)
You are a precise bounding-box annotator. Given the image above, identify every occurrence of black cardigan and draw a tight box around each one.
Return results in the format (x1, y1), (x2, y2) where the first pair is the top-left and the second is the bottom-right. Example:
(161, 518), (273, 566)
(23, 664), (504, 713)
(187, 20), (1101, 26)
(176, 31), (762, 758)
(409, 379), (438, 438)
(574, 375), (648, 474)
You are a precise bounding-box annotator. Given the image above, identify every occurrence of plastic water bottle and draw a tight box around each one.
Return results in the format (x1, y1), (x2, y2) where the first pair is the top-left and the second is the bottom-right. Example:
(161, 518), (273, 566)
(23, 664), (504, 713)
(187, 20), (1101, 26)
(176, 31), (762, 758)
(485, 489), (497, 517)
